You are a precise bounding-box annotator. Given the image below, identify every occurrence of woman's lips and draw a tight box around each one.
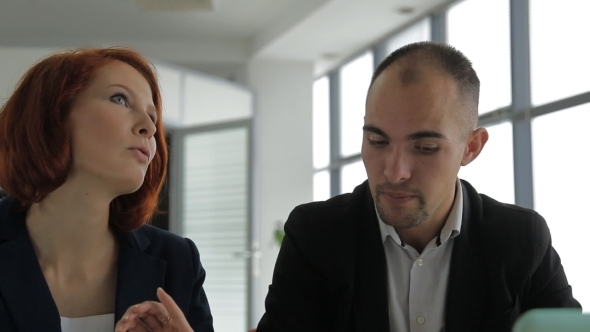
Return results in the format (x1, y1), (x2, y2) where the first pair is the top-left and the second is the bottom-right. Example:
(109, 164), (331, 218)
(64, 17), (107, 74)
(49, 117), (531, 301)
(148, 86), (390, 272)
(129, 148), (149, 163)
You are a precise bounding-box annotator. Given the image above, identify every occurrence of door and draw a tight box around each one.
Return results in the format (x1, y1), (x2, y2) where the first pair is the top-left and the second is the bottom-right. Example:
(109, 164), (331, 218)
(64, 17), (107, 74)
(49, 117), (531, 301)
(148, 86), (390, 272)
(170, 119), (255, 331)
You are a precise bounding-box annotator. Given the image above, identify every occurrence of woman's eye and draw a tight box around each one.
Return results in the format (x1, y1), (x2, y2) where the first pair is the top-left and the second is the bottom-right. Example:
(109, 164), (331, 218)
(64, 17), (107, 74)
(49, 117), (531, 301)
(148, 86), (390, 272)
(111, 94), (128, 106)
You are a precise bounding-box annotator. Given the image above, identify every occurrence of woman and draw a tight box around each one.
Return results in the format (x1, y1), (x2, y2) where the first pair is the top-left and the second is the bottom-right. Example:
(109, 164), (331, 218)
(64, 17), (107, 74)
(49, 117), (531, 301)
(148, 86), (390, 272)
(0, 47), (213, 331)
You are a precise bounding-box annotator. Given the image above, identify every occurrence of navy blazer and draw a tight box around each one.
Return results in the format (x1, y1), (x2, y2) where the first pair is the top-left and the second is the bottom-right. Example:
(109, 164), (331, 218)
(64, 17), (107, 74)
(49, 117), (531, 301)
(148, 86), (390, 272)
(257, 180), (581, 332)
(0, 197), (214, 331)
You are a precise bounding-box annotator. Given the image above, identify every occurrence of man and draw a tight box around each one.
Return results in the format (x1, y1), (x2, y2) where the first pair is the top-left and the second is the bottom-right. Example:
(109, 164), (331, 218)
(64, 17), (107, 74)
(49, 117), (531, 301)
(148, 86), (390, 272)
(256, 42), (580, 332)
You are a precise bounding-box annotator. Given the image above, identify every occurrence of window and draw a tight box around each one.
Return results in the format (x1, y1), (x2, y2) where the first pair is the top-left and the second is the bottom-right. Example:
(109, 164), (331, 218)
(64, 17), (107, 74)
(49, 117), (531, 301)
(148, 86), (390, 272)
(340, 160), (367, 194)
(530, 0), (590, 106)
(339, 52), (374, 158)
(313, 77), (330, 169)
(313, 170), (331, 201)
(532, 103), (590, 310)
(458, 122), (515, 204)
(312, 76), (331, 201)
(384, 18), (431, 56)
(447, 0), (511, 114)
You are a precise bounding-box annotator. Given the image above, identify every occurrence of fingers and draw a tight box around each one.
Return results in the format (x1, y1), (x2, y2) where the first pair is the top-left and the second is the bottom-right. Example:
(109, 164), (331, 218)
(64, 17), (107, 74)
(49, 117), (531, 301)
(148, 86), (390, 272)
(115, 313), (151, 332)
(157, 287), (184, 323)
(156, 287), (193, 331)
(134, 300), (170, 323)
(115, 288), (192, 332)
(115, 301), (170, 332)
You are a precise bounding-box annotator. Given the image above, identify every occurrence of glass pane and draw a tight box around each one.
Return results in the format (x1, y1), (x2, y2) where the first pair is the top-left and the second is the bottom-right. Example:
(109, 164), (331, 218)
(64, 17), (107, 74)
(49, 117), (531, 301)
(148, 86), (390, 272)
(313, 76), (330, 169)
(458, 122), (514, 204)
(384, 18), (431, 57)
(183, 127), (249, 331)
(340, 160), (367, 194)
(313, 171), (331, 201)
(532, 103), (590, 311)
(340, 51), (374, 158)
(530, 0), (590, 106)
(447, 0), (511, 114)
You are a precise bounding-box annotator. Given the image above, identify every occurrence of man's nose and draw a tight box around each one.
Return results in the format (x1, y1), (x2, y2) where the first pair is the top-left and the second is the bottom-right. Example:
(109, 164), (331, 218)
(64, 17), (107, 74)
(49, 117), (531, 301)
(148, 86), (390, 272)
(383, 149), (412, 184)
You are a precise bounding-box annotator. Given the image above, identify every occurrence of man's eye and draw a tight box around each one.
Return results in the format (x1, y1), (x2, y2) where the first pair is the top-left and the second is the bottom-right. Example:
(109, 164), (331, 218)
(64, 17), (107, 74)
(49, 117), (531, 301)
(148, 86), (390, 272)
(416, 145), (438, 154)
(111, 94), (128, 106)
(369, 139), (388, 147)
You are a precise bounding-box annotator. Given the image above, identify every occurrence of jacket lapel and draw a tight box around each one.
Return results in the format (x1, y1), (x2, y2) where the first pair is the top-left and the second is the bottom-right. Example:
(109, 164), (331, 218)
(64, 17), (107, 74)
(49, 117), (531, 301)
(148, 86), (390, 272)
(114, 230), (167, 322)
(352, 184), (390, 331)
(0, 198), (168, 329)
(0, 198), (61, 331)
(445, 181), (487, 331)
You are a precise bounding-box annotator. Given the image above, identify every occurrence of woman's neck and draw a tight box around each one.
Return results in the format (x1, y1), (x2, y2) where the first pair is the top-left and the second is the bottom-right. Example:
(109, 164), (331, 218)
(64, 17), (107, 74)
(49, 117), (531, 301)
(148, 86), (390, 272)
(25, 182), (117, 274)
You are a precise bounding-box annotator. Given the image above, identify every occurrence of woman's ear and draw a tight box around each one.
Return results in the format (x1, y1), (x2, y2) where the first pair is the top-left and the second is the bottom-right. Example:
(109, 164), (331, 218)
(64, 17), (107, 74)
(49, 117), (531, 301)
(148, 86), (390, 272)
(461, 127), (489, 166)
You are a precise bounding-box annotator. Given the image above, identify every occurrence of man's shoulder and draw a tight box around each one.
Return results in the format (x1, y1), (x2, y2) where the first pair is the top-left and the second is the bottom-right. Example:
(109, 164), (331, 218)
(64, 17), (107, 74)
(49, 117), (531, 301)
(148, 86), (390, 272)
(280, 181), (372, 257)
(288, 181), (370, 229)
(462, 179), (545, 230)
(480, 194), (540, 220)
(469, 182), (550, 252)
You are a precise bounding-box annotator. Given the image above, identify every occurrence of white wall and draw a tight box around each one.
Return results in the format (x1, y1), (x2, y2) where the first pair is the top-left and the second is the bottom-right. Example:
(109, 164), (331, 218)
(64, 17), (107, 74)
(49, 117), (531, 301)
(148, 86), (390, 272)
(245, 59), (314, 324)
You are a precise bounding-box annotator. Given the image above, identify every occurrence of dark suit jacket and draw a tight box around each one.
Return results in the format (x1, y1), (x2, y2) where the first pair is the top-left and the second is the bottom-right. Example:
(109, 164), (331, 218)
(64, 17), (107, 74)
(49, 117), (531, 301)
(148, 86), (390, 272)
(0, 196), (214, 331)
(257, 180), (581, 332)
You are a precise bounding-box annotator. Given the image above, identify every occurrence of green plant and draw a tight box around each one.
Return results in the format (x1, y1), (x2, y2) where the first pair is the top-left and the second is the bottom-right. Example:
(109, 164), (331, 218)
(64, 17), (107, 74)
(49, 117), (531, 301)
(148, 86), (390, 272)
(273, 220), (285, 246)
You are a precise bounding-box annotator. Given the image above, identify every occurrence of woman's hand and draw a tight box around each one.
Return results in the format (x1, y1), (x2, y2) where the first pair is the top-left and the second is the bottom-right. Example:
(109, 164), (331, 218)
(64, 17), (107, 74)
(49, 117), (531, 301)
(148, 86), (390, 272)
(115, 287), (193, 332)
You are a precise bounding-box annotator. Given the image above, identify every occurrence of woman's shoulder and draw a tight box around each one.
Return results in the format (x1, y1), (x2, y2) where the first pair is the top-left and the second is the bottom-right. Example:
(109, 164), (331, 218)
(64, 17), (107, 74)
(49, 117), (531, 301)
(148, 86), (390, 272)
(134, 224), (186, 241)
(0, 196), (25, 241)
(124, 225), (199, 261)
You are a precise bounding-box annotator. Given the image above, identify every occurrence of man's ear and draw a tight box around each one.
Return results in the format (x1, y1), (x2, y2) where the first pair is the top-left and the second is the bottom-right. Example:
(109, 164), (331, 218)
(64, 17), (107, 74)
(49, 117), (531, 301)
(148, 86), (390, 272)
(461, 127), (489, 166)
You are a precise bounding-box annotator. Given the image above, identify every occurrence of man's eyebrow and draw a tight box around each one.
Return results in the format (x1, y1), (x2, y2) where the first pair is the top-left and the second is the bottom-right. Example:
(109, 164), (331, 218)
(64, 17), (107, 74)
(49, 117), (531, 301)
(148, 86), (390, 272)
(363, 126), (447, 141)
(362, 125), (389, 139)
(407, 131), (446, 140)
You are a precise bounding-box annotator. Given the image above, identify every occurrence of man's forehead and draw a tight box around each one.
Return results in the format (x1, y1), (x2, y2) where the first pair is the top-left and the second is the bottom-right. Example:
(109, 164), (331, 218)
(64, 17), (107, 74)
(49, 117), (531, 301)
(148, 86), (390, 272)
(376, 61), (451, 87)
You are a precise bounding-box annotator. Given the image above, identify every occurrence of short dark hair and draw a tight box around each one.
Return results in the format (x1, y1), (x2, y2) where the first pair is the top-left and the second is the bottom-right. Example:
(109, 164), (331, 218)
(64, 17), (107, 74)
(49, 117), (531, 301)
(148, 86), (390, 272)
(370, 41), (480, 130)
(0, 47), (168, 232)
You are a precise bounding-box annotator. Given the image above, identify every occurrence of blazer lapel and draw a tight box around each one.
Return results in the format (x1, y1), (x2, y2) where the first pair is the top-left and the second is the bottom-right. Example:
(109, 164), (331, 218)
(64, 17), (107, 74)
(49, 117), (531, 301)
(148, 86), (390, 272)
(352, 184), (390, 331)
(114, 230), (167, 322)
(0, 200), (61, 331)
(445, 181), (487, 331)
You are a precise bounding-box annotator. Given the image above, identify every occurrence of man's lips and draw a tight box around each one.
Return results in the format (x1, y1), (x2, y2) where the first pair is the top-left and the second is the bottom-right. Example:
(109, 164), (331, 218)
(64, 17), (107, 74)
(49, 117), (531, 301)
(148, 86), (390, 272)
(380, 191), (417, 204)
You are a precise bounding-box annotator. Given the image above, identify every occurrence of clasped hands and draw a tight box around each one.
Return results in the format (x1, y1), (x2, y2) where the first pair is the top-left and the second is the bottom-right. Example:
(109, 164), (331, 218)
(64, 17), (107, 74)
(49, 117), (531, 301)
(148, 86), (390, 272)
(115, 287), (193, 332)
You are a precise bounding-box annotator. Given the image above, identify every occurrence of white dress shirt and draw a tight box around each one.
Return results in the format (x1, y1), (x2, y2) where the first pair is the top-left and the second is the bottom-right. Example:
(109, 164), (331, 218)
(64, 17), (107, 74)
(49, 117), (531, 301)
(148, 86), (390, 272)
(377, 179), (463, 332)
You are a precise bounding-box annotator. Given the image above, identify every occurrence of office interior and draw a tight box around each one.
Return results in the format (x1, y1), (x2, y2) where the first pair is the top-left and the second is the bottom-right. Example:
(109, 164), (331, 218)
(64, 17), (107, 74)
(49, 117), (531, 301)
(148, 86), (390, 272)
(0, 0), (588, 330)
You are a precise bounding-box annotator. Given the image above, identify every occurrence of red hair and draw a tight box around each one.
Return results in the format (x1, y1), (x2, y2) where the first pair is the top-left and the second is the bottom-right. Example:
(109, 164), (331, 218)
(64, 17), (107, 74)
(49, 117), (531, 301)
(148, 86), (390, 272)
(0, 47), (168, 232)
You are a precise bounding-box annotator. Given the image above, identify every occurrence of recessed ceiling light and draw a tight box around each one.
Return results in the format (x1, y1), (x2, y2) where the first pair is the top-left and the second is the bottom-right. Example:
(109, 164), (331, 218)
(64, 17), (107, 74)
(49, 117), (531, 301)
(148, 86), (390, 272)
(397, 6), (415, 14)
(132, 0), (214, 11)
(321, 52), (340, 60)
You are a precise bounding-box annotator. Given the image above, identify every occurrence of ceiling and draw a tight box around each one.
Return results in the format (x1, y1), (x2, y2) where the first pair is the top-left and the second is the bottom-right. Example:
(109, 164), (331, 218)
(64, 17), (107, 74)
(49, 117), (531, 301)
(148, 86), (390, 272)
(0, 0), (454, 78)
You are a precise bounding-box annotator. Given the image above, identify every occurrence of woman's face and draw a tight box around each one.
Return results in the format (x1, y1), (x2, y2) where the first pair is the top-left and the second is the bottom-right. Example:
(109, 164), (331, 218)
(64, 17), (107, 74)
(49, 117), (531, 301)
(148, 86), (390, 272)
(67, 60), (158, 195)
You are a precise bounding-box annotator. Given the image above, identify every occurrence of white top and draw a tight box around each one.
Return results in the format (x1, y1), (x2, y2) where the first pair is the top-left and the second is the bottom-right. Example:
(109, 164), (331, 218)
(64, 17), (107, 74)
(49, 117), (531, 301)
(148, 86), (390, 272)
(377, 178), (463, 332)
(60, 313), (114, 332)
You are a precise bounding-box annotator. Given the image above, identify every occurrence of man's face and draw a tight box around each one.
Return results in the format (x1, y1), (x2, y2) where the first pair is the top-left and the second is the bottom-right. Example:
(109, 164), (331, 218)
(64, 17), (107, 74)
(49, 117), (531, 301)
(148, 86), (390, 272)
(362, 65), (475, 229)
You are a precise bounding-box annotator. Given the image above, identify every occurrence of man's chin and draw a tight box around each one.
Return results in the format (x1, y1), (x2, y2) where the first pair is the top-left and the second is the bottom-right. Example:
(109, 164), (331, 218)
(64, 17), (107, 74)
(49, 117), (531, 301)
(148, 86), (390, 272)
(377, 206), (427, 230)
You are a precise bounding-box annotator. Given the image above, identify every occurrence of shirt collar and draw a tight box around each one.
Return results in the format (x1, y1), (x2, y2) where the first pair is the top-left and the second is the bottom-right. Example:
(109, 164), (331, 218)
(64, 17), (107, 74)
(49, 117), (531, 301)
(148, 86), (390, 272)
(377, 178), (463, 246)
